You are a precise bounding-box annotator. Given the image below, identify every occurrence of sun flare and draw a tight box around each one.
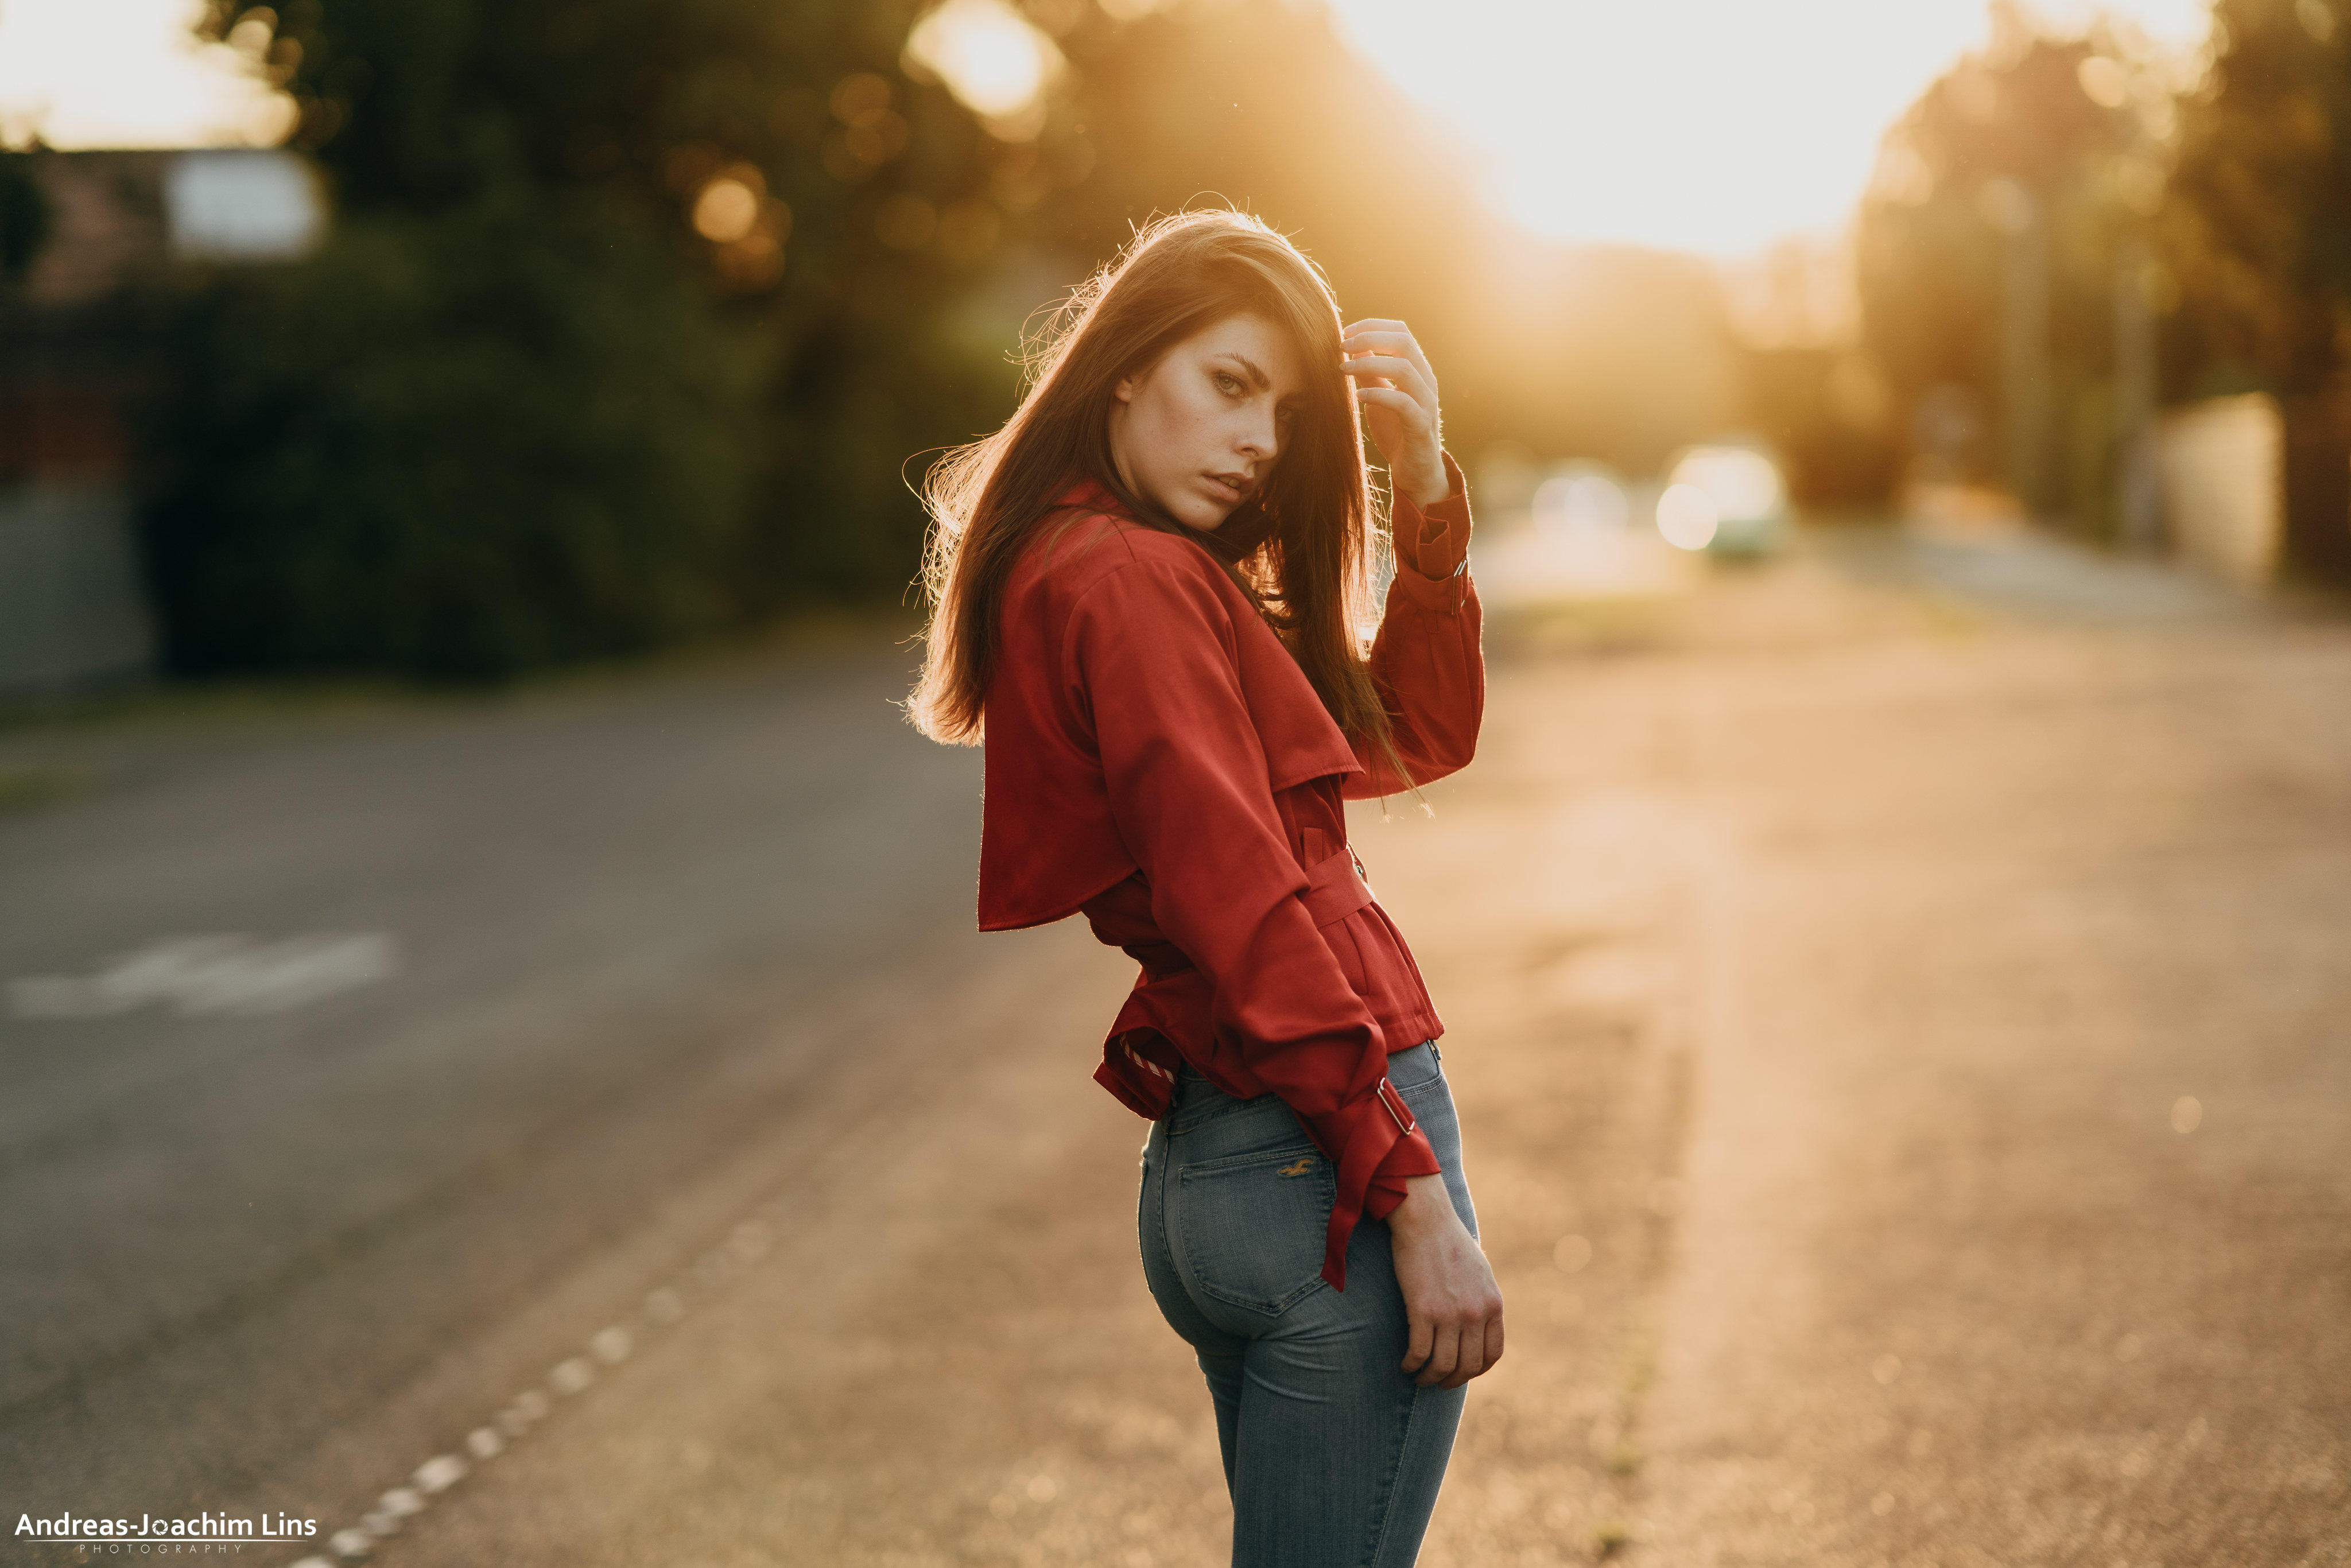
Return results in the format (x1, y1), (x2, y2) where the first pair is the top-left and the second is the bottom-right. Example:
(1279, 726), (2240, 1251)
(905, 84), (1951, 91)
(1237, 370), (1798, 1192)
(1326, 0), (2210, 257)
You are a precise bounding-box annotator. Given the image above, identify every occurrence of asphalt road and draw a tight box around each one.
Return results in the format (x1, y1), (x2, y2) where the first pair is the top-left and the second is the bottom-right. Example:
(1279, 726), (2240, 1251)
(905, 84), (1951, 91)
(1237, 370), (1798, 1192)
(3, 527), (2346, 1568)
(0, 635), (1087, 1555)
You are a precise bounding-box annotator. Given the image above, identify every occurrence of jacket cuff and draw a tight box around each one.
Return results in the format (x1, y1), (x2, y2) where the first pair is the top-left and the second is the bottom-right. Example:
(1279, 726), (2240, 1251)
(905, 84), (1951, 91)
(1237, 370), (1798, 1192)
(1364, 1125), (1443, 1220)
(1391, 450), (1471, 580)
(1311, 1077), (1440, 1290)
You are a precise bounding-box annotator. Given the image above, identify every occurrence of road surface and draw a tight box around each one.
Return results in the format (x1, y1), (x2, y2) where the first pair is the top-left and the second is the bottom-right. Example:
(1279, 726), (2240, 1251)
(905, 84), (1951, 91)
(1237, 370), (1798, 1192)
(2, 530), (2345, 1567)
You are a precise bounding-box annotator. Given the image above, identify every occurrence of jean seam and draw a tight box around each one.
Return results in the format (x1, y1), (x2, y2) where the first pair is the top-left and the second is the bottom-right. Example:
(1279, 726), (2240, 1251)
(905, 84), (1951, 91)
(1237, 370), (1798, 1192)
(1166, 1092), (1287, 1138)
(1151, 1150), (1173, 1303)
(1358, 1378), (1422, 1568)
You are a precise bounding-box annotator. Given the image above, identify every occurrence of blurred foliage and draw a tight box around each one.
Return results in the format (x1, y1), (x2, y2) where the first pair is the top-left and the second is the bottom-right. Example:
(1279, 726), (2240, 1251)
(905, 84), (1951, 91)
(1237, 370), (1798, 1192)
(1743, 347), (1903, 511)
(0, 152), (52, 284)
(2162, 0), (2351, 399)
(1856, 4), (2160, 530)
(149, 0), (1024, 677)
(142, 196), (760, 677)
(2164, 0), (2351, 581)
(142, 0), (1788, 677)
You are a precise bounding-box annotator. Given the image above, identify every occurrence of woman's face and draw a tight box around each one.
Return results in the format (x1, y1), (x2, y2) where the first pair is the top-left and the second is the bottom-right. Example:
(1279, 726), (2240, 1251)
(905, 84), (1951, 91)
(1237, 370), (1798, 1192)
(1107, 311), (1308, 534)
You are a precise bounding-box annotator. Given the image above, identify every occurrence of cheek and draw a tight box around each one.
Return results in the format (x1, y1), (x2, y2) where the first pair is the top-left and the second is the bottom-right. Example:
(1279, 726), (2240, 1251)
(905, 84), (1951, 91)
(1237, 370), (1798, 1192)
(1142, 382), (1216, 452)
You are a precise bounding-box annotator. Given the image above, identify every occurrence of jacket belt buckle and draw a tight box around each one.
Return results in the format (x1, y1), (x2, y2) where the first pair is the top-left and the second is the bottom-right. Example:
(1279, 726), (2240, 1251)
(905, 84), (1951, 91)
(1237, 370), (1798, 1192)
(1376, 1076), (1417, 1136)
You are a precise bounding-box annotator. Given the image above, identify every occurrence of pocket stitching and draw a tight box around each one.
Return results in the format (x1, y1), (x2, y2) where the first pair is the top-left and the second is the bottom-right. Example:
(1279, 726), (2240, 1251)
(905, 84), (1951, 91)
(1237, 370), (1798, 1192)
(1176, 1156), (1335, 1315)
(1176, 1142), (1320, 1179)
(1390, 1057), (1444, 1096)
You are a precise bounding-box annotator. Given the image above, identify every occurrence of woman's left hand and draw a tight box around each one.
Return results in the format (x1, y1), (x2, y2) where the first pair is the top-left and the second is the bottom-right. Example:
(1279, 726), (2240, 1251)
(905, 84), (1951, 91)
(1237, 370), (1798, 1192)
(1341, 319), (1451, 509)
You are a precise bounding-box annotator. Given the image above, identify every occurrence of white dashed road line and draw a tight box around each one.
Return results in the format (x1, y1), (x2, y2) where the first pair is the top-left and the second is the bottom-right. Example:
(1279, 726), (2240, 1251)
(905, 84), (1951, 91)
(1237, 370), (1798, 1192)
(282, 1213), (777, 1565)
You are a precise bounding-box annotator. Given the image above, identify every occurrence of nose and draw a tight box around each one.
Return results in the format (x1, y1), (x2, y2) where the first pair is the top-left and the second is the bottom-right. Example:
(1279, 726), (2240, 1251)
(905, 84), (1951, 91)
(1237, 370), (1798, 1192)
(1237, 401), (1279, 464)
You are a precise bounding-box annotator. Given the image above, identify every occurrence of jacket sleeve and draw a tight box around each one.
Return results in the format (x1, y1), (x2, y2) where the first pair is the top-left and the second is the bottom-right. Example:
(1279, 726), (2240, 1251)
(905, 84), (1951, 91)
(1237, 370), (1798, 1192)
(1348, 449), (1484, 798)
(1065, 552), (1442, 1290)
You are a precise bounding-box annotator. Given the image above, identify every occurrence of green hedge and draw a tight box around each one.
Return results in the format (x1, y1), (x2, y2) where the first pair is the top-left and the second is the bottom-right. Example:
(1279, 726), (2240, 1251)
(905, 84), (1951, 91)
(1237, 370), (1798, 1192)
(141, 195), (763, 680)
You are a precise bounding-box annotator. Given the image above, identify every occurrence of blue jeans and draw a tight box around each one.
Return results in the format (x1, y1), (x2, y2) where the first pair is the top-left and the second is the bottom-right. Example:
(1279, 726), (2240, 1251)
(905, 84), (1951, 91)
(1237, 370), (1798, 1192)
(1138, 1041), (1479, 1567)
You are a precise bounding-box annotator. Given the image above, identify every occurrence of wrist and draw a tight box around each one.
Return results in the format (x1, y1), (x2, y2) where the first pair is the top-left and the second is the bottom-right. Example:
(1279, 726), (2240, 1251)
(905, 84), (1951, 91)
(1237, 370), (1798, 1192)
(1401, 465), (1451, 510)
(1386, 1173), (1454, 1236)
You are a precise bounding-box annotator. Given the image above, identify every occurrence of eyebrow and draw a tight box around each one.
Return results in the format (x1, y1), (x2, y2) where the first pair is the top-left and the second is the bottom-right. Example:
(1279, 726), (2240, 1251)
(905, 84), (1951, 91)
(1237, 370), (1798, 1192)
(1213, 352), (1297, 403)
(1213, 352), (1272, 391)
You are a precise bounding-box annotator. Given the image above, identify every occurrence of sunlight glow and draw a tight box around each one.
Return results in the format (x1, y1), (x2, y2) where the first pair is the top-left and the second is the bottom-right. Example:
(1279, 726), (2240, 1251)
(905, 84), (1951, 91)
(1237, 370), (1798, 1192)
(903, 0), (1065, 142)
(0, 0), (293, 149)
(1533, 471), (1631, 538)
(1328, 0), (2211, 257)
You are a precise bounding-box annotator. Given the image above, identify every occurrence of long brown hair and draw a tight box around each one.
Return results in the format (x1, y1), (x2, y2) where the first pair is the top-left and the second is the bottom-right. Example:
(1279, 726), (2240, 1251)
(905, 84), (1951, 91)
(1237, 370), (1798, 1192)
(907, 209), (1394, 756)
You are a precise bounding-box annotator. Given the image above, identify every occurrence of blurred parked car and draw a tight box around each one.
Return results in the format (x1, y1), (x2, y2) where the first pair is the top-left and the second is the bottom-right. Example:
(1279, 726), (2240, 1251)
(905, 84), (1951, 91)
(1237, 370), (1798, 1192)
(1655, 443), (1790, 557)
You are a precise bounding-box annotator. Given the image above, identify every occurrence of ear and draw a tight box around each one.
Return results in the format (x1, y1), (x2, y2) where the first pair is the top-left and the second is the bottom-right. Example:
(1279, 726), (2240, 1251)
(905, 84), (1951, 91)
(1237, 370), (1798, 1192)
(1112, 374), (1138, 406)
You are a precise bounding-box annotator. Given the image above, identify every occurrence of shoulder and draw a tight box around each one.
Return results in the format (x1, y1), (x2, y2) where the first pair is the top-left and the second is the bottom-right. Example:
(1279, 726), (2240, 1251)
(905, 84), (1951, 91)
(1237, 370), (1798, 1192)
(1018, 510), (1238, 618)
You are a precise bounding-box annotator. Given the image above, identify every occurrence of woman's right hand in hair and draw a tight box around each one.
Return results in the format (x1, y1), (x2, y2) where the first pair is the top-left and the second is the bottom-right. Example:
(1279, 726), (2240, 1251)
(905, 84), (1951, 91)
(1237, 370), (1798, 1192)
(1386, 1173), (1506, 1388)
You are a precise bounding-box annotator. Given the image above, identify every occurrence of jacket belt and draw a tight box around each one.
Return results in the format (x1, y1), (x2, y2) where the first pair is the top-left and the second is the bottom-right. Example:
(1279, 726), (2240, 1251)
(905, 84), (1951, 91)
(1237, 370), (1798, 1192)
(1301, 848), (1376, 929)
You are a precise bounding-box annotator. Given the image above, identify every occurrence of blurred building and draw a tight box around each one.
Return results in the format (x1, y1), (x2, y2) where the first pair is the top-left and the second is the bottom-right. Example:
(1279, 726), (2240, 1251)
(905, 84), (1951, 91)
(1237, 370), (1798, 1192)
(0, 148), (320, 698)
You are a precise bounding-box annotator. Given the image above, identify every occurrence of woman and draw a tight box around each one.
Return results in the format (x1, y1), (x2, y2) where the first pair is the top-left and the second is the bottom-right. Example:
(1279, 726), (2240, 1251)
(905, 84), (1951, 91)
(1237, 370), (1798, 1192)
(911, 209), (1502, 1566)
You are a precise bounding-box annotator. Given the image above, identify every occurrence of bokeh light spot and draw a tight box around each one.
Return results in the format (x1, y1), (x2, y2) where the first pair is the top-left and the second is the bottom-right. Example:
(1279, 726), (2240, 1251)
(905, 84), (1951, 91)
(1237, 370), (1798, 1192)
(1534, 472), (1630, 538)
(692, 177), (760, 243)
(2170, 1095), (2202, 1134)
(2076, 55), (2129, 108)
(903, 0), (1064, 138)
(829, 72), (893, 127)
(1655, 483), (1720, 550)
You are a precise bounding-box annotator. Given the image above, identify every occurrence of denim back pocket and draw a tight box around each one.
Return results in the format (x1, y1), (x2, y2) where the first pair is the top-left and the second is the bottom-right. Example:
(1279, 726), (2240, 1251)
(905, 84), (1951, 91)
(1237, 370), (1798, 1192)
(1175, 1144), (1336, 1316)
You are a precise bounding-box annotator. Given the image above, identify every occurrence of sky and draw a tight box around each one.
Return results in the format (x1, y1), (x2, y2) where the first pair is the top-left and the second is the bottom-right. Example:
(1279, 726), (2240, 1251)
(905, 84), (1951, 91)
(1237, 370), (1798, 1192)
(1326, 0), (2212, 255)
(0, 0), (293, 150)
(0, 0), (2214, 257)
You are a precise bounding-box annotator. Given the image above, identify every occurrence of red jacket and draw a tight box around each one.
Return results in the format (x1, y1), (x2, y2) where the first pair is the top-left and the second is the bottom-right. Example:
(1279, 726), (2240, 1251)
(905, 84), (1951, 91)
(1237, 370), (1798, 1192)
(977, 453), (1483, 1288)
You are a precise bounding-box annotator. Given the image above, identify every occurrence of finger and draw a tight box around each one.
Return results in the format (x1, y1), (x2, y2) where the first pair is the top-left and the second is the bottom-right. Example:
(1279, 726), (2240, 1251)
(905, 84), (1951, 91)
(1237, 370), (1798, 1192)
(1415, 1322), (1461, 1388)
(1355, 386), (1433, 430)
(1340, 317), (1409, 339)
(1339, 330), (1423, 364)
(1339, 355), (1436, 411)
(1483, 1313), (1506, 1375)
(1400, 1314), (1434, 1375)
(1441, 1317), (1489, 1389)
(1340, 329), (1437, 390)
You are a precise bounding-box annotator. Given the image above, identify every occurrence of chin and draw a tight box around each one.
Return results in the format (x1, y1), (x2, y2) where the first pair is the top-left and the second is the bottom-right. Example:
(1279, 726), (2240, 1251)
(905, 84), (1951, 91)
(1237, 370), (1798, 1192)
(1159, 493), (1230, 534)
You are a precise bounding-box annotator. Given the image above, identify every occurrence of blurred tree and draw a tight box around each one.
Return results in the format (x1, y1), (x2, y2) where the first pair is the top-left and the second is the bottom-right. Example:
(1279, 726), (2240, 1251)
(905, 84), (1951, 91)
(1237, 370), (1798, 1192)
(142, 198), (761, 677)
(0, 152), (52, 286)
(1741, 346), (1902, 511)
(2162, 0), (2350, 396)
(1856, 5), (2164, 533)
(146, 0), (1028, 677)
(147, 0), (1772, 678)
(2163, 0), (2351, 577)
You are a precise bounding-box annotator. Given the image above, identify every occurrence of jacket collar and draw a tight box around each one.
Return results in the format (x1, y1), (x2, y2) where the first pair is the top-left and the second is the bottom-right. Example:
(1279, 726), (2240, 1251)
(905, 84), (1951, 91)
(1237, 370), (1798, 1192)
(1051, 471), (1273, 566)
(1049, 472), (1127, 518)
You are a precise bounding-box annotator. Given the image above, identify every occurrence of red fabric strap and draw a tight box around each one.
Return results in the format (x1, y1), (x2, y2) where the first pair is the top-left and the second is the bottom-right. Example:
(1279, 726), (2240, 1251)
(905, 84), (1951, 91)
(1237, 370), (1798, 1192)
(1299, 847), (1377, 930)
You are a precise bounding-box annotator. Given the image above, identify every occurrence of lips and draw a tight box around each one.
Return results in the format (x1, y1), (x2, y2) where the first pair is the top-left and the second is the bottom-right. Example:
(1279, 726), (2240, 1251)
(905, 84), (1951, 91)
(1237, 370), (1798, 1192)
(1205, 472), (1254, 503)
